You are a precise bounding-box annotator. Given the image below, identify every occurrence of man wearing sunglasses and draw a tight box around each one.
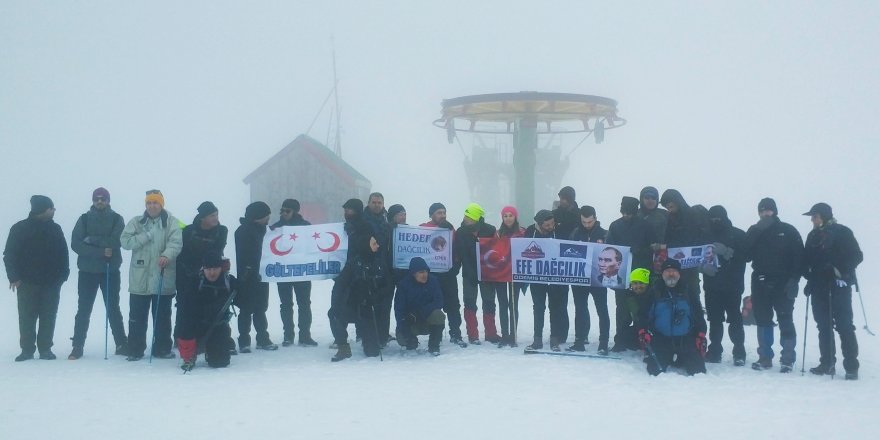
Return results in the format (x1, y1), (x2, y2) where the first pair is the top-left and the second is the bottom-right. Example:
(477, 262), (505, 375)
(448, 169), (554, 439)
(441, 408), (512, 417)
(270, 199), (317, 347)
(68, 188), (127, 360)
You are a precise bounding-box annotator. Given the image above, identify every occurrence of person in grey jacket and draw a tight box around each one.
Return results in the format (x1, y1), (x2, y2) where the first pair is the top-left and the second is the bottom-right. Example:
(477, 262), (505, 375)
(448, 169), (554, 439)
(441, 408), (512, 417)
(120, 190), (183, 361)
(68, 188), (127, 360)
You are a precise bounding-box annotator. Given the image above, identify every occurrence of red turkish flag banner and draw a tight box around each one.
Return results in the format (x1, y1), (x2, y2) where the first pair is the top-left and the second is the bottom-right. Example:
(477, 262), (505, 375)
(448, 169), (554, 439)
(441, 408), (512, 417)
(478, 237), (512, 282)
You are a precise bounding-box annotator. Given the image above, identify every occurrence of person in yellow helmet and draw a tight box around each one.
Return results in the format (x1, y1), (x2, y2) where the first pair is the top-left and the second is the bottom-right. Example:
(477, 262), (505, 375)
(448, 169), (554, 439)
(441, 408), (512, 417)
(454, 203), (499, 345)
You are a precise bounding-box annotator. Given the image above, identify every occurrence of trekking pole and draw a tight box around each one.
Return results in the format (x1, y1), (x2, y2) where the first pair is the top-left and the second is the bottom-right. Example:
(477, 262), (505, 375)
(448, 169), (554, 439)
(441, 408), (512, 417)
(149, 268), (166, 364)
(507, 282), (514, 345)
(800, 296), (810, 375)
(368, 302), (384, 362)
(643, 337), (663, 373)
(104, 261), (110, 360)
(828, 288), (834, 380)
(853, 272), (875, 336)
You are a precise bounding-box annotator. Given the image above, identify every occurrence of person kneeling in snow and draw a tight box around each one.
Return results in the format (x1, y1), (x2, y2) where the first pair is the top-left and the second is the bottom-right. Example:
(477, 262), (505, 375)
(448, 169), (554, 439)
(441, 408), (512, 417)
(638, 259), (707, 376)
(394, 257), (445, 356)
(176, 252), (236, 371)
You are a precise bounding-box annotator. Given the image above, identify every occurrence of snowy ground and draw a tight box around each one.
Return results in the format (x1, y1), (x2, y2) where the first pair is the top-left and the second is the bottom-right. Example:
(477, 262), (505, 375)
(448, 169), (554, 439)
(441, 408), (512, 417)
(2, 278), (878, 440)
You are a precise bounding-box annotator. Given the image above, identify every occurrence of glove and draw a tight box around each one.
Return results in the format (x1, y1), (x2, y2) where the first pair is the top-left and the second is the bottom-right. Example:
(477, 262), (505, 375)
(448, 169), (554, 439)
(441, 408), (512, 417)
(803, 282), (813, 297)
(753, 217), (774, 232)
(638, 329), (652, 347)
(696, 332), (707, 358)
(784, 278), (799, 299)
(713, 242), (734, 260)
(700, 262), (718, 277)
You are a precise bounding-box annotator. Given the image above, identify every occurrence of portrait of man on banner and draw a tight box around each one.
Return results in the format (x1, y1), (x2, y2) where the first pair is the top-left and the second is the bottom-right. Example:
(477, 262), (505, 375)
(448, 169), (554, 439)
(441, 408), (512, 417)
(593, 246), (625, 288)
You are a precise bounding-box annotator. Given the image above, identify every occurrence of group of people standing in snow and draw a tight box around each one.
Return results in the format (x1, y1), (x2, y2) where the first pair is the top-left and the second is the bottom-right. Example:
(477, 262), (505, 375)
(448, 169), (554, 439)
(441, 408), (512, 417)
(4, 185), (864, 379)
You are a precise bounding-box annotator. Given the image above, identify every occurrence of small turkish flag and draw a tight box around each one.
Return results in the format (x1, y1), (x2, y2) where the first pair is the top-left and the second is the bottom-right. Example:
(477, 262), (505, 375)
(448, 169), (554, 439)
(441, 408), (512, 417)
(478, 237), (512, 282)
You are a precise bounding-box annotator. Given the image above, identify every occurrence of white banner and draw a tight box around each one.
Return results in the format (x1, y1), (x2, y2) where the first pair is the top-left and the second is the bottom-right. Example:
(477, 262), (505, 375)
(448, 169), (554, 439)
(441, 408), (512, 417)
(510, 238), (632, 288)
(392, 224), (453, 272)
(260, 223), (347, 282)
(666, 244), (719, 270)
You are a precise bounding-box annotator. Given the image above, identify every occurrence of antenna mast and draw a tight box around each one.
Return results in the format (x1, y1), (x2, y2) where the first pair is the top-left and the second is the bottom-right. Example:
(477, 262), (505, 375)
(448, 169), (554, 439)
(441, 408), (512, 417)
(332, 38), (342, 157)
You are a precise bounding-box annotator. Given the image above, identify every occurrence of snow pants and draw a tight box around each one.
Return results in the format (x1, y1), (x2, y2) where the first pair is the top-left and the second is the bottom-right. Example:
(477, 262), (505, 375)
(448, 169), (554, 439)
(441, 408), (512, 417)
(572, 286), (609, 346)
(72, 270), (126, 349)
(647, 334), (706, 376)
(17, 281), (61, 355)
(236, 280), (271, 348)
(811, 284), (859, 372)
(128, 292), (174, 356)
(704, 287), (745, 360)
(277, 281), (313, 341)
(530, 283), (569, 343)
(437, 272), (463, 339)
(751, 274), (796, 365)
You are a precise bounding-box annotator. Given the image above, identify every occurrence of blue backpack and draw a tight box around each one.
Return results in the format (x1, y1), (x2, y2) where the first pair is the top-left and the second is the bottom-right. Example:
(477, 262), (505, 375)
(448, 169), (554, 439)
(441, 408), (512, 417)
(650, 293), (693, 337)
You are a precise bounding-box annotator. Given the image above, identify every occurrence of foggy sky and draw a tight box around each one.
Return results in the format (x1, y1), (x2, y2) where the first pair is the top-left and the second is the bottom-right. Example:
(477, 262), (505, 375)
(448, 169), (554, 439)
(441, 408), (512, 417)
(2, 1), (878, 281)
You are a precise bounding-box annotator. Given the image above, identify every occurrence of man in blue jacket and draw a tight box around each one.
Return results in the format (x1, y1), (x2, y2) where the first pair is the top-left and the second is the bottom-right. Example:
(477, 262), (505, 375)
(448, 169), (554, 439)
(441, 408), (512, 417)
(394, 257), (445, 356)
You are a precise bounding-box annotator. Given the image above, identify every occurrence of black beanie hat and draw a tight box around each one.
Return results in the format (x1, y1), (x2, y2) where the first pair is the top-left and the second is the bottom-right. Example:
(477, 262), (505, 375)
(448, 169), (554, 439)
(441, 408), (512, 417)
(661, 258), (682, 272)
(558, 186), (576, 202)
(709, 205), (728, 220)
(244, 201), (271, 221)
(758, 197), (778, 215)
(343, 198), (364, 212)
(202, 251), (224, 269)
(620, 197), (640, 215)
(197, 201), (218, 217)
(579, 205), (597, 218)
(30, 195), (54, 215)
(429, 202), (446, 217)
(282, 199), (300, 212)
(387, 204), (406, 222)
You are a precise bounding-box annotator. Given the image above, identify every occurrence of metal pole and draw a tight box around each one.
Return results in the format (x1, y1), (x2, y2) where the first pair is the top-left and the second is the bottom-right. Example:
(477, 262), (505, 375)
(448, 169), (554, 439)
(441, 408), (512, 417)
(104, 262), (110, 360)
(800, 296), (810, 375)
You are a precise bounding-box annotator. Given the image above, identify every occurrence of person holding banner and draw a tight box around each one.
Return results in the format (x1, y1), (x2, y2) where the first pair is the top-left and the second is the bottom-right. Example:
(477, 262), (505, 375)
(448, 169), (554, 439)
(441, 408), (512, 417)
(455, 203), (500, 344)
(606, 196), (654, 352)
(420, 203), (466, 346)
(270, 199), (318, 347)
(703, 205), (747, 366)
(567, 205), (610, 354)
(638, 259), (707, 376)
(525, 209), (569, 351)
(394, 257), (445, 356)
(329, 198), (383, 362)
(494, 205), (526, 347)
(234, 201), (278, 353)
(744, 198), (803, 373)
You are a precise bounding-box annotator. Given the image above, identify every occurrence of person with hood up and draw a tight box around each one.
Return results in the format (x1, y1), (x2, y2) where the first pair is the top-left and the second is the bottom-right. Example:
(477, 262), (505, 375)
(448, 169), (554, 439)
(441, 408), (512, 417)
(802, 203), (863, 380)
(638, 186), (668, 251)
(120, 190), (183, 361)
(454, 203), (499, 344)
(703, 205), (747, 366)
(68, 188), (126, 360)
(567, 205), (610, 353)
(270, 198), (318, 347)
(394, 257), (445, 356)
(660, 189), (709, 299)
(234, 201), (277, 353)
(420, 202), (465, 346)
(552, 186), (580, 240)
(524, 209), (569, 351)
(744, 197), (803, 373)
(638, 259), (707, 376)
(5, 195), (69, 362)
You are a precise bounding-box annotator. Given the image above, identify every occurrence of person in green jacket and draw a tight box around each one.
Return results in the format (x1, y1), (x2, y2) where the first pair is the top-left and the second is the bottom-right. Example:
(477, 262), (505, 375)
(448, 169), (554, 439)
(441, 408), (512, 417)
(120, 190), (183, 361)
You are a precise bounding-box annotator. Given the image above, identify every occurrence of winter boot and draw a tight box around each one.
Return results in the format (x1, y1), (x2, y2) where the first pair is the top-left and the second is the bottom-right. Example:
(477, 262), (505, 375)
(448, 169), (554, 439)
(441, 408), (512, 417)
(68, 346), (84, 360)
(256, 341), (279, 351)
(114, 342), (127, 356)
(597, 341), (609, 356)
(810, 364), (836, 376)
(733, 357), (746, 367)
(779, 362), (794, 373)
(499, 335), (517, 348)
(751, 357), (772, 370)
(177, 338), (197, 369)
(181, 358), (196, 372)
(464, 309), (480, 344)
(428, 325), (443, 356)
(566, 340), (586, 352)
(298, 335), (318, 347)
(331, 343), (352, 362)
(15, 352), (34, 362)
(39, 351), (57, 360)
(483, 313), (501, 343)
(282, 333), (295, 347)
(526, 338), (543, 351)
(845, 370), (858, 380)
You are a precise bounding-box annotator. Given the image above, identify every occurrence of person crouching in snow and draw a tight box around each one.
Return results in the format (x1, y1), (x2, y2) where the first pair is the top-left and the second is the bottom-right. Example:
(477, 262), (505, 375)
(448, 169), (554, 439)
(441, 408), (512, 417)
(394, 257), (445, 356)
(615, 268), (654, 355)
(176, 252), (236, 371)
(638, 259), (707, 376)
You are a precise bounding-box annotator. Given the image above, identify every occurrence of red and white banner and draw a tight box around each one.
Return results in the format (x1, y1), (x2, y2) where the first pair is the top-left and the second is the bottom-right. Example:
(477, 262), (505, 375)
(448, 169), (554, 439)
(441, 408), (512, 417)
(477, 237), (512, 282)
(260, 223), (347, 282)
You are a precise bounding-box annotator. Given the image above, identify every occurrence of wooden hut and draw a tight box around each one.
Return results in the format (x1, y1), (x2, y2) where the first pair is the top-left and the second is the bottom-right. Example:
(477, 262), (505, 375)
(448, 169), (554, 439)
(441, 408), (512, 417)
(243, 134), (371, 223)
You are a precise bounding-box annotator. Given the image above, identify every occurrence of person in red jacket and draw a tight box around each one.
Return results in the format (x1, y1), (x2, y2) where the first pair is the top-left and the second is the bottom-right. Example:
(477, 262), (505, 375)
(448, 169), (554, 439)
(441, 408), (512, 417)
(493, 206), (525, 347)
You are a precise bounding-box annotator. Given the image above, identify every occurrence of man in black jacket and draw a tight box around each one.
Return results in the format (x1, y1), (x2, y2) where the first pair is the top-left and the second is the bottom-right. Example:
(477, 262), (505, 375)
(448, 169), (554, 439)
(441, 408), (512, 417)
(455, 203), (499, 344)
(420, 203), (465, 345)
(567, 205), (609, 353)
(4, 195), (69, 361)
(606, 196), (654, 352)
(703, 205), (747, 366)
(660, 189), (709, 300)
(802, 203), (863, 380)
(68, 188), (126, 360)
(638, 186), (667, 250)
(270, 199), (317, 347)
(553, 186), (580, 240)
(745, 198), (803, 373)
(235, 201), (277, 353)
(525, 209), (569, 351)
(329, 198), (383, 361)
